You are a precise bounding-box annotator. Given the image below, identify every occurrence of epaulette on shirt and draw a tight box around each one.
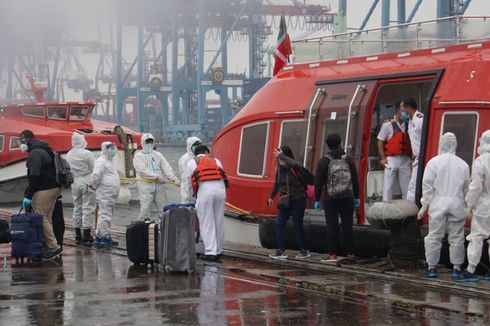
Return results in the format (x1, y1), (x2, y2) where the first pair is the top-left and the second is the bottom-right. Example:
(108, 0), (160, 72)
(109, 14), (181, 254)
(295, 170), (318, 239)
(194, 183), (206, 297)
(416, 112), (423, 118)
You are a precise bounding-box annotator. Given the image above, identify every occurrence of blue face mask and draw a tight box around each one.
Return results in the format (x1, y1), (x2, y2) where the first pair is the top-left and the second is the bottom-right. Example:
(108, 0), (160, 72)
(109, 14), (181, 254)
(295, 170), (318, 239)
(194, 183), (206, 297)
(401, 111), (410, 121)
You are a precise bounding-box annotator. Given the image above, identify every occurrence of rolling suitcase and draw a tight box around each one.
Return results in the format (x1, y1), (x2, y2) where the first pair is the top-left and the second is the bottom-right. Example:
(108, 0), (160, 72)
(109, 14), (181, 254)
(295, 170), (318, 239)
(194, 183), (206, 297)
(0, 218), (10, 243)
(159, 206), (195, 273)
(126, 220), (159, 267)
(10, 208), (44, 262)
(51, 197), (65, 248)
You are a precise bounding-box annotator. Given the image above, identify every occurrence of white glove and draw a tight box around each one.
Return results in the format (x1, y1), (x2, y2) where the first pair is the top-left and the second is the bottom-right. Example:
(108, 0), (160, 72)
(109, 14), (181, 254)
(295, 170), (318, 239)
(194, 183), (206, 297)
(417, 205), (428, 220)
(157, 176), (165, 183)
(466, 206), (474, 220)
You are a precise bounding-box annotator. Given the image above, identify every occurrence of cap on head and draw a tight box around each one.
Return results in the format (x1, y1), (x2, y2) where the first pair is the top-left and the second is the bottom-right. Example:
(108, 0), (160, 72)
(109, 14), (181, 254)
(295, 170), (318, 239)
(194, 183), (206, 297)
(325, 133), (342, 150)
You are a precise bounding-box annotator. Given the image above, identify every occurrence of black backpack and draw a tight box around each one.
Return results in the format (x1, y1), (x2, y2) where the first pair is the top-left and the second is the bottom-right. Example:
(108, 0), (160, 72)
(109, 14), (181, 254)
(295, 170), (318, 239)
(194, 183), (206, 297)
(52, 152), (74, 188)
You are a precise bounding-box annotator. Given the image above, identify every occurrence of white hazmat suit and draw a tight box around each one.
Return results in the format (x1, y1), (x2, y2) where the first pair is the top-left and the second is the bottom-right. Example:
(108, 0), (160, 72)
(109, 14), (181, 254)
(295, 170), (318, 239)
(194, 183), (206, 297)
(186, 152), (227, 256)
(178, 136), (201, 203)
(465, 130), (490, 274)
(420, 132), (470, 270)
(65, 133), (96, 230)
(133, 133), (178, 220)
(92, 142), (120, 238)
(407, 110), (424, 202)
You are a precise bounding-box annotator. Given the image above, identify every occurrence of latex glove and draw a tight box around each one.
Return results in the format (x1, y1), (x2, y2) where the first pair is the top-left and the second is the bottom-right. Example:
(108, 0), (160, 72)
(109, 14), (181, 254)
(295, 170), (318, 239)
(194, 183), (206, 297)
(466, 206), (474, 220)
(353, 198), (360, 208)
(417, 205), (428, 220)
(267, 198), (273, 207)
(157, 176), (166, 183)
(314, 201), (322, 211)
(173, 179), (181, 186)
(22, 197), (32, 208)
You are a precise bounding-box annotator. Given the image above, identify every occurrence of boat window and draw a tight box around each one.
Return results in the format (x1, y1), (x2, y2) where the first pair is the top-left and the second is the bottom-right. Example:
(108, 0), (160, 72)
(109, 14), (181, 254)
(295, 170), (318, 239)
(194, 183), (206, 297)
(47, 106), (68, 120)
(70, 106), (88, 120)
(10, 137), (20, 150)
(280, 120), (306, 164)
(22, 106), (44, 118)
(0, 135), (3, 152)
(441, 112), (478, 167)
(86, 106), (94, 119)
(238, 122), (269, 177)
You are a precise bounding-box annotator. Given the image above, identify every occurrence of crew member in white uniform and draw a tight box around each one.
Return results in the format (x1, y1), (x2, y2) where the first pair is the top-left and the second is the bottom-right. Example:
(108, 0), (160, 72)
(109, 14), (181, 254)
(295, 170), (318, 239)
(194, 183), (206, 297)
(418, 133), (470, 279)
(92, 142), (120, 247)
(133, 133), (179, 219)
(459, 130), (490, 282)
(377, 103), (412, 200)
(66, 132), (96, 245)
(178, 136), (201, 204)
(186, 144), (227, 261)
(401, 97), (424, 202)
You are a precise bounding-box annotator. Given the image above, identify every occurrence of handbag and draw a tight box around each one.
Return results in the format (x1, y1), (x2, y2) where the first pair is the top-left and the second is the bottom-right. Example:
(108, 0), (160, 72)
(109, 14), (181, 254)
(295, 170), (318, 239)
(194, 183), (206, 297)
(277, 173), (290, 209)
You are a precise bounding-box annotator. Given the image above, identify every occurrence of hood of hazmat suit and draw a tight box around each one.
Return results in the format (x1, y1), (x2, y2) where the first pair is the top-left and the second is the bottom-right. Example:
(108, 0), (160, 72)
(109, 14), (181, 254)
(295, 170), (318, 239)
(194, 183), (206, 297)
(178, 136), (201, 203)
(72, 132), (87, 149)
(66, 132), (95, 179)
(477, 130), (490, 155)
(438, 132), (457, 155)
(101, 141), (116, 160)
(141, 133), (155, 154)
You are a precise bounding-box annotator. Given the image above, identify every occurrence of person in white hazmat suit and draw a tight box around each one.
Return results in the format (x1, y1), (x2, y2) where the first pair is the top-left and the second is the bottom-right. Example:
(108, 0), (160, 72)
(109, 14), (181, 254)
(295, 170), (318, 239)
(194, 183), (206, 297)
(133, 133), (179, 220)
(418, 132), (470, 279)
(178, 136), (201, 203)
(92, 142), (120, 248)
(186, 144), (227, 262)
(65, 132), (96, 245)
(458, 130), (490, 282)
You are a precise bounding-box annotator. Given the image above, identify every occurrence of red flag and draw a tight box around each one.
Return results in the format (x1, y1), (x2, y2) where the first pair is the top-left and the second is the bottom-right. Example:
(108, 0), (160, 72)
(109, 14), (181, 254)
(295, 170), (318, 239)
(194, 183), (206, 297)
(273, 15), (292, 76)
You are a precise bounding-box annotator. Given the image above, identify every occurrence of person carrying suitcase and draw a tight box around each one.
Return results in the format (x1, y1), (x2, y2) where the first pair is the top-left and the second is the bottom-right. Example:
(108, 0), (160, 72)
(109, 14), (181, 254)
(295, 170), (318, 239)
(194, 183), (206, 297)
(186, 143), (228, 262)
(18, 130), (62, 260)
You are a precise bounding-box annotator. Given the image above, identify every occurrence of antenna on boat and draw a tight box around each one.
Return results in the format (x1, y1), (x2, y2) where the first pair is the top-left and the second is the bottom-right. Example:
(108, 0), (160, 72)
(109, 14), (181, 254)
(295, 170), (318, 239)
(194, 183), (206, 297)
(25, 74), (47, 102)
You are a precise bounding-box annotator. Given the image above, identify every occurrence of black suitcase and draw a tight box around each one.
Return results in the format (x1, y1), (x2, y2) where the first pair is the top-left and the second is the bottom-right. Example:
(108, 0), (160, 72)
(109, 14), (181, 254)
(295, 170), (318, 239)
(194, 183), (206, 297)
(51, 198), (65, 248)
(159, 207), (195, 273)
(126, 220), (159, 267)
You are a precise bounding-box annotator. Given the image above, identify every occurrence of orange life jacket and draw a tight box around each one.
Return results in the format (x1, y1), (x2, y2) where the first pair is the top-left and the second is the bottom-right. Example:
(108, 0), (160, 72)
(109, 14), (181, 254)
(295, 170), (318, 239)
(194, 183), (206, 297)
(384, 121), (412, 157)
(191, 156), (227, 194)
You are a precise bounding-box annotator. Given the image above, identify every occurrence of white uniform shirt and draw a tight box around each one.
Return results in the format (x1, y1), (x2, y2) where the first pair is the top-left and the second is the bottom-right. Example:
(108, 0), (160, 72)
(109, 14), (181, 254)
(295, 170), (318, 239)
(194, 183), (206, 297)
(377, 116), (407, 142)
(408, 110), (424, 157)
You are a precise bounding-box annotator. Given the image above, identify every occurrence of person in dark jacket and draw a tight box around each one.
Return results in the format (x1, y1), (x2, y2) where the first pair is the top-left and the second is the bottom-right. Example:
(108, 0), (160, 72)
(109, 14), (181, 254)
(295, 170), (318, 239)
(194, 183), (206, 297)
(268, 146), (310, 260)
(19, 130), (62, 260)
(314, 133), (360, 263)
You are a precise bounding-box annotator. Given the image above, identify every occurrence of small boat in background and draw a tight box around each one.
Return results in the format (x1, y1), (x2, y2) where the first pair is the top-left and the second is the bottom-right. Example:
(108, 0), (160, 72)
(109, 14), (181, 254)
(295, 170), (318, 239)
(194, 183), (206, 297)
(0, 75), (142, 204)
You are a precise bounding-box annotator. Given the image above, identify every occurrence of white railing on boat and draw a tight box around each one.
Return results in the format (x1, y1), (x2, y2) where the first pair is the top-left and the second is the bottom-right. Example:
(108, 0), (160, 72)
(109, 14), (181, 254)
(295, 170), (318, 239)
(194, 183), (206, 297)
(292, 16), (490, 63)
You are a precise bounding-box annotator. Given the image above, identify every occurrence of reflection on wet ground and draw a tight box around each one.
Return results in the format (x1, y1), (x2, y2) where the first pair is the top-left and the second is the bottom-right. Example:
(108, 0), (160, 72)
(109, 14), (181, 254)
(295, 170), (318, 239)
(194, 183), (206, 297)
(0, 246), (489, 325)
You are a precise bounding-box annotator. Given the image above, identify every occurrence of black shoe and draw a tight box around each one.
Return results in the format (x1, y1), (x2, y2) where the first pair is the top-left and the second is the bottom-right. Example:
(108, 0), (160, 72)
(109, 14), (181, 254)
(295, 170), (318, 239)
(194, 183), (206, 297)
(75, 228), (82, 245)
(82, 229), (94, 246)
(201, 255), (219, 262)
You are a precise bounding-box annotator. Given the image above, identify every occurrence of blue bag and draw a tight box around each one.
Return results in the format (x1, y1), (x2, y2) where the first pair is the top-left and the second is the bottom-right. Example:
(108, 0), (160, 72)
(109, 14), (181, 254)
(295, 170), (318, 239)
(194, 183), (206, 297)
(10, 208), (44, 261)
(163, 203), (195, 213)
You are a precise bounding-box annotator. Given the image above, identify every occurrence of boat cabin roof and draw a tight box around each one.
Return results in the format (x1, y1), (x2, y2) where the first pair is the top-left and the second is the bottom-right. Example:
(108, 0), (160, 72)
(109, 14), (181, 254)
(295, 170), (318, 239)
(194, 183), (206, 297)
(0, 102), (95, 122)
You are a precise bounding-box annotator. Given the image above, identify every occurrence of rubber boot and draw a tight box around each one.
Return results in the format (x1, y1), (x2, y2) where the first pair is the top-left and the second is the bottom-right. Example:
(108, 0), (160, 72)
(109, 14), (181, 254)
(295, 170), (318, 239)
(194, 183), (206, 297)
(75, 228), (82, 245)
(82, 229), (94, 246)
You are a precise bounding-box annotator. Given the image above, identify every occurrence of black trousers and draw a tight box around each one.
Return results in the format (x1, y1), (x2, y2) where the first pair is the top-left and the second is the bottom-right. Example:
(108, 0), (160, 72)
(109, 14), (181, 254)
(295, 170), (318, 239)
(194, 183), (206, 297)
(324, 197), (354, 255)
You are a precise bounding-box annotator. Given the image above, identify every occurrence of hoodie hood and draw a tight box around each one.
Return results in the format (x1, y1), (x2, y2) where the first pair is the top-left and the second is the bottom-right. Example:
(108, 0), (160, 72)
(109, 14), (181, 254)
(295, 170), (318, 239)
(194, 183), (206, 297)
(478, 130), (490, 155)
(186, 136), (201, 156)
(29, 139), (53, 153)
(438, 132), (457, 155)
(72, 132), (87, 149)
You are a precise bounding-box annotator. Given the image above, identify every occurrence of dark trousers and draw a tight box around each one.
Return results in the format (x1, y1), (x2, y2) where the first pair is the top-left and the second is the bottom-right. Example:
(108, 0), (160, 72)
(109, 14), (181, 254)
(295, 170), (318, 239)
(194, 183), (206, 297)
(324, 197), (354, 255)
(276, 197), (307, 251)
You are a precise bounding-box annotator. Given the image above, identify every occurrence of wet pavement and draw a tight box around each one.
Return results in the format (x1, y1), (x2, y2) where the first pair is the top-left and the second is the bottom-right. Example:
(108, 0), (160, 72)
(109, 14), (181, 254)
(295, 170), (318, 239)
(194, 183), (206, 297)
(0, 241), (489, 325)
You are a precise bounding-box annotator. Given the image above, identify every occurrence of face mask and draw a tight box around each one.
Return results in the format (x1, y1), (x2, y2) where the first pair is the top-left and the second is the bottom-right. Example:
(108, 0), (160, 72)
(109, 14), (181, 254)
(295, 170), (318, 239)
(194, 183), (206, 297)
(111, 148), (117, 157)
(20, 144), (29, 152)
(144, 144), (153, 152)
(401, 111), (410, 121)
